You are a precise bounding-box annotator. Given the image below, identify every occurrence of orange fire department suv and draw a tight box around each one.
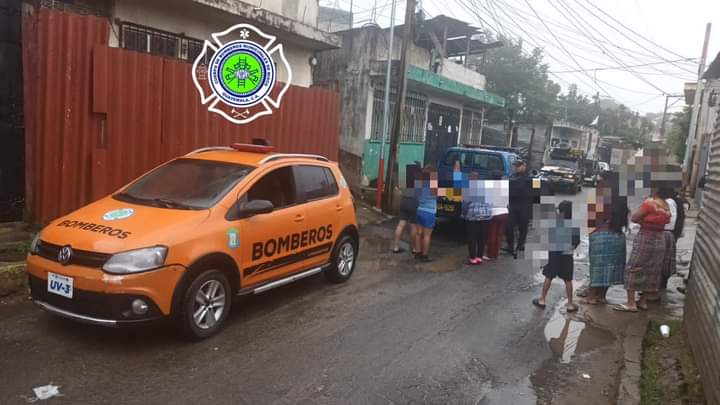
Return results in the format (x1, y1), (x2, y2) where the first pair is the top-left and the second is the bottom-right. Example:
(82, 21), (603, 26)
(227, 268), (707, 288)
(27, 142), (359, 340)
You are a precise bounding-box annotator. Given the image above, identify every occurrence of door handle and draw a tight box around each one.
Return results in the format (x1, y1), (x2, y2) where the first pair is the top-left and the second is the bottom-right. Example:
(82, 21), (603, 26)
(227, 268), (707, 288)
(335, 205), (343, 211)
(294, 214), (305, 222)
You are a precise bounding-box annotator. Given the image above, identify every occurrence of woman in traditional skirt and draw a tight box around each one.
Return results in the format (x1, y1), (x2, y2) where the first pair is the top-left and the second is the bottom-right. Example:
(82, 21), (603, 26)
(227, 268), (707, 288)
(615, 189), (671, 312)
(585, 172), (629, 305)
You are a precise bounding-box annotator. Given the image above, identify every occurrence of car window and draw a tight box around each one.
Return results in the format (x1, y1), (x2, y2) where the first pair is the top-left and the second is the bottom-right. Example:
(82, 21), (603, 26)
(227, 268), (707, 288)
(245, 166), (297, 209)
(443, 151), (461, 166)
(294, 165), (338, 202)
(472, 153), (504, 172)
(114, 158), (253, 209)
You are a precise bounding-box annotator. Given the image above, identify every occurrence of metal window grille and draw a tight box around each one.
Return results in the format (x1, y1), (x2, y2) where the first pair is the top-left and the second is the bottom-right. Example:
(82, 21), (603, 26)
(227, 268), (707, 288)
(370, 89), (427, 143)
(120, 23), (209, 64)
(460, 109), (484, 145)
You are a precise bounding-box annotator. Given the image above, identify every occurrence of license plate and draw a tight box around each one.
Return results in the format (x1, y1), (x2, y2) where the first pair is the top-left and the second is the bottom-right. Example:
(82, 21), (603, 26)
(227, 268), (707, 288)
(439, 204), (457, 213)
(47, 272), (73, 299)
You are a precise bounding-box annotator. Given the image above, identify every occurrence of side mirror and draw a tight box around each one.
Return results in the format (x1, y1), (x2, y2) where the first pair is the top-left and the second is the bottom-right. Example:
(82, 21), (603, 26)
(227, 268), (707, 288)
(236, 199), (274, 219)
(531, 169), (539, 177)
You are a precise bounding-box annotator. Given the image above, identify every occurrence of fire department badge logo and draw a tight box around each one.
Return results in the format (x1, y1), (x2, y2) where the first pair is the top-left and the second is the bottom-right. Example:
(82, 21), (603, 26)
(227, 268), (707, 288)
(192, 24), (292, 124)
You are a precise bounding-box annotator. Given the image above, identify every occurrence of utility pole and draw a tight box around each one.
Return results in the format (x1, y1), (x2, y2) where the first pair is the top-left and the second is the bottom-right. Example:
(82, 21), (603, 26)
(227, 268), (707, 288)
(660, 95), (670, 141)
(683, 22), (711, 193)
(659, 94), (683, 142)
(383, 0), (416, 211)
(375, 0), (397, 209)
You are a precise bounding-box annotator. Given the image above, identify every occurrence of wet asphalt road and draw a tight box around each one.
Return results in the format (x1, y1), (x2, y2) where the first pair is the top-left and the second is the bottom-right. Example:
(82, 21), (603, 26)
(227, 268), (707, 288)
(1, 189), (599, 405)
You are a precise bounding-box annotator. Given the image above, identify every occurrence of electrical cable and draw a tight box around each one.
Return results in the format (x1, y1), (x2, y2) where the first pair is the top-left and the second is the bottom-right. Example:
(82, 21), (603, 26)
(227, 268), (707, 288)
(497, 0), (698, 75)
(577, 0), (697, 75)
(550, 0), (670, 95)
(520, 0), (615, 98)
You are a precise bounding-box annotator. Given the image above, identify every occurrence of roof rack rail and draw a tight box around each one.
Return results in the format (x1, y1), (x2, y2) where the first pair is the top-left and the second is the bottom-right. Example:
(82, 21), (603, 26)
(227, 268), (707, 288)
(184, 146), (235, 156)
(259, 153), (329, 164)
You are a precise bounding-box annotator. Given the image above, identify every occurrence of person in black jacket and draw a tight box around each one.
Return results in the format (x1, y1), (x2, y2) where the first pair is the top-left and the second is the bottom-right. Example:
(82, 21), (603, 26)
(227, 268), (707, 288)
(504, 160), (535, 258)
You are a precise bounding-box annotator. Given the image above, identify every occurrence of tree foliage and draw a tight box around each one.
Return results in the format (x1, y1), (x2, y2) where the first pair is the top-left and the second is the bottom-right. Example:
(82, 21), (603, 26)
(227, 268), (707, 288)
(665, 106), (691, 163)
(482, 38), (561, 124)
(481, 40), (657, 148)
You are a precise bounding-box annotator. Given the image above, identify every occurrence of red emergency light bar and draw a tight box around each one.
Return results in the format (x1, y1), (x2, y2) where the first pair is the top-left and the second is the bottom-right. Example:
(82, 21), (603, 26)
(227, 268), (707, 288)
(230, 142), (274, 153)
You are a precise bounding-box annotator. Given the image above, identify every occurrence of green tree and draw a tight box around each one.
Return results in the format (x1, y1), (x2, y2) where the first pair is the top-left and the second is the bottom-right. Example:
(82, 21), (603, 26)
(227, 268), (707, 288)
(482, 39), (561, 125)
(665, 106), (691, 163)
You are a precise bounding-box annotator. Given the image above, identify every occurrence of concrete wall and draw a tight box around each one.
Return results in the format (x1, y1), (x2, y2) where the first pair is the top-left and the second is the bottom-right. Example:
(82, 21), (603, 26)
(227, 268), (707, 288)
(199, 0), (319, 26)
(110, 0), (317, 86)
(440, 60), (486, 90)
(313, 27), (379, 186)
(362, 140), (425, 187)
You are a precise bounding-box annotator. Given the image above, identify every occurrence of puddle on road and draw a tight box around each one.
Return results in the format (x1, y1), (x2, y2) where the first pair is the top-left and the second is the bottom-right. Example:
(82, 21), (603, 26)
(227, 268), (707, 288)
(543, 301), (616, 364)
(477, 376), (536, 405)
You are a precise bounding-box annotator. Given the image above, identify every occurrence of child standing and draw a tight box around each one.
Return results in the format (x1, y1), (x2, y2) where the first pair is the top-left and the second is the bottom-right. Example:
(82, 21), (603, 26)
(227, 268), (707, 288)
(533, 201), (581, 312)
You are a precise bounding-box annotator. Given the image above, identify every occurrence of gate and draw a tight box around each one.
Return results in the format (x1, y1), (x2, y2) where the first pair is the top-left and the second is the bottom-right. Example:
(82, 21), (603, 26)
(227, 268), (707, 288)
(423, 103), (460, 166)
(22, 7), (341, 223)
(0, 0), (24, 221)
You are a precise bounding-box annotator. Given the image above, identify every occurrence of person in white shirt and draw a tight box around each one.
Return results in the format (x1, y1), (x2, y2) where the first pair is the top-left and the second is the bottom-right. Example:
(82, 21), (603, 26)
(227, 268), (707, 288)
(650, 187), (685, 301)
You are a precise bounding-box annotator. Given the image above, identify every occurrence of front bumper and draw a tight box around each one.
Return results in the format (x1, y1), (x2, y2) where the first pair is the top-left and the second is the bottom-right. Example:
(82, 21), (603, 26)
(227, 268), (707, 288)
(542, 178), (578, 191)
(26, 254), (185, 326)
(29, 274), (164, 326)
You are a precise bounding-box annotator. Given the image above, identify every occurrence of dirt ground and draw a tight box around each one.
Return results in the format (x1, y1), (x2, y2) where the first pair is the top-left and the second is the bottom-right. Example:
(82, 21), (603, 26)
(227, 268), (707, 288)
(640, 320), (704, 405)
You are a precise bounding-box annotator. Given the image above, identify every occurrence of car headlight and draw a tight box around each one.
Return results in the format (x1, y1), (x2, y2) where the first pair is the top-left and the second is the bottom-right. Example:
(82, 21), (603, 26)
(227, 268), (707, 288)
(102, 246), (168, 274)
(29, 233), (41, 255)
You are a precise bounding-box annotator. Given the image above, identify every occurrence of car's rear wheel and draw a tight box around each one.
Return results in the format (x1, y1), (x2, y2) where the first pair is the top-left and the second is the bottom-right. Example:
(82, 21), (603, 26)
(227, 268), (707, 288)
(178, 269), (231, 341)
(324, 234), (357, 284)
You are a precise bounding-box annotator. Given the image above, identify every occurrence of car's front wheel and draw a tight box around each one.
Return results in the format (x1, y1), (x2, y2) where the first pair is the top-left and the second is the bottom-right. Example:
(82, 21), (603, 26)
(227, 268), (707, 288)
(178, 269), (231, 341)
(325, 234), (358, 284)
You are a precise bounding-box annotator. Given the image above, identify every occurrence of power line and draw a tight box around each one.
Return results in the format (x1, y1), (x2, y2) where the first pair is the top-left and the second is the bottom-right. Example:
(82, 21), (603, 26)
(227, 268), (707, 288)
(550, 0), (670, 95)
(480, 0), (628, 103)
(577, 0), (698, 75)
(549, 58), (697, 74)
(498, 0), (696, 64)
(479, 0), (619, 99)
(520, 0), (614, 98)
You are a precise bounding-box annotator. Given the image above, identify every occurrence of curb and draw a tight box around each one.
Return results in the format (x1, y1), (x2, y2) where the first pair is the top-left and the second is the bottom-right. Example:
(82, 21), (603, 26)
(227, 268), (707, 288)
(616, 318), (649, 405)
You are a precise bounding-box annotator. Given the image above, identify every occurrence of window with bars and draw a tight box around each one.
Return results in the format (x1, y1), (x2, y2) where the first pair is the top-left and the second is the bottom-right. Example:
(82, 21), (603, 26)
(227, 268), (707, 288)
(120, 23), (209, 64)
(370, 89), (428, 143)
(460, 109), (485, 145)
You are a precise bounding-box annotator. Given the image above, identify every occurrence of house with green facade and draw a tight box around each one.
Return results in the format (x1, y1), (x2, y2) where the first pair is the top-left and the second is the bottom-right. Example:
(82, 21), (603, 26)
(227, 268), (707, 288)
(312, 15), (506, 191)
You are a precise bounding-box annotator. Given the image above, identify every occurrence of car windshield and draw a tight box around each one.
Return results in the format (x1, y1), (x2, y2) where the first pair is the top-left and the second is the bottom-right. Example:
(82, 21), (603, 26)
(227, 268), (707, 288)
(114, 158), (254, 210)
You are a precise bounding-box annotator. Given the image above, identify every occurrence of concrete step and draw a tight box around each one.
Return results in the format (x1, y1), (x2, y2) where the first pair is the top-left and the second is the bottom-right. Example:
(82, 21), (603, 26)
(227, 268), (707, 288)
(0, 230), (31, 245)
(0, 222), (27, 234)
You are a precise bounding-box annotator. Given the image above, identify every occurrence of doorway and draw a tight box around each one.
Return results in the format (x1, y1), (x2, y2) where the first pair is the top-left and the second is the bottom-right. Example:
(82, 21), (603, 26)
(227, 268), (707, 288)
(423, 103), (460, 167)
(0, 0), (24, 222)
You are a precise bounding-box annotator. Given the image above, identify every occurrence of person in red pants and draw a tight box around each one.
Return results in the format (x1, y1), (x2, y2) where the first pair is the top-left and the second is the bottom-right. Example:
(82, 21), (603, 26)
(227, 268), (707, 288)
(485, 207), (509, 260)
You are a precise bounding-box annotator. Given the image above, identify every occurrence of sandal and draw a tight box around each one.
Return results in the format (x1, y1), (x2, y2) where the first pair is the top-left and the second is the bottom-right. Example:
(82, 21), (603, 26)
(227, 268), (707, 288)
(392, 247), (404, 254)
(613, 304), (638, 313)
(532, 298), (546, 309)
(637, 302), (648, 311)
(566, 303), (579, 313)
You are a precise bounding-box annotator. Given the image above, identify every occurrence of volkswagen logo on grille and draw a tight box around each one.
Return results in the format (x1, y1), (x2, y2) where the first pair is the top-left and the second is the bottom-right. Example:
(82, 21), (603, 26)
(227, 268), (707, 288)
(58, 245), (73, 265)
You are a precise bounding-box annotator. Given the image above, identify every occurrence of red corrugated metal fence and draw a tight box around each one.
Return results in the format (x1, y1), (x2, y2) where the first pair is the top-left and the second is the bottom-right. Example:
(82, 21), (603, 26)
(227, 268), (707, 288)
(22, 7), (341, 223)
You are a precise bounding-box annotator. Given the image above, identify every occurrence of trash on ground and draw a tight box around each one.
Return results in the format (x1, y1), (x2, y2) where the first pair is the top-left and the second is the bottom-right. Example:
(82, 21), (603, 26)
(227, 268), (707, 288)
(582, 373), (591, 379)
(24, 384), (63, 402)
(660, 324), (671, 338)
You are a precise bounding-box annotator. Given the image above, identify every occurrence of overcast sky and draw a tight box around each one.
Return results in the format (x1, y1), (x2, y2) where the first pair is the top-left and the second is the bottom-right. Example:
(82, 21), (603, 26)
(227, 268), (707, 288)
(327, 0), (719, 115)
